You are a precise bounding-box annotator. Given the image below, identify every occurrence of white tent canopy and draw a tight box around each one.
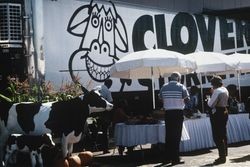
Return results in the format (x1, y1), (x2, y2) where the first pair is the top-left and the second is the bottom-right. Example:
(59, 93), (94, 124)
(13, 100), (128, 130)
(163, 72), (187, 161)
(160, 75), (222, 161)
(229, 53), (250, 72)
(186, 51), (239, 74)
(110, 49), (197, 109)
(229, 53), (250, 102)
(111, 49), (197, 79)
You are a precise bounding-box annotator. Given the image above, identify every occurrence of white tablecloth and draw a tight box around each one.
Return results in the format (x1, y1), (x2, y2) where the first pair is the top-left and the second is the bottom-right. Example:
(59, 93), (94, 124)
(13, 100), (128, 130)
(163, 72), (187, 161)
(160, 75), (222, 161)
(114, 113), (250, 152)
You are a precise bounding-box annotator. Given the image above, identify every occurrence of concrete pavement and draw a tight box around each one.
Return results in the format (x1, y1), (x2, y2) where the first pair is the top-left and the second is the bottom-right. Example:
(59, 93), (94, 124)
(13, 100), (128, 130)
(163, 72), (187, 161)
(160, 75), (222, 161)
(91, 141), (250, 167)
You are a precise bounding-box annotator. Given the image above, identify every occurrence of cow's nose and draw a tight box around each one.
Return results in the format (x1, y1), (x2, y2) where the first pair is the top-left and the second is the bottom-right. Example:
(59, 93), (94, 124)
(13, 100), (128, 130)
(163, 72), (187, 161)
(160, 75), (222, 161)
(91, 41), (110, 56)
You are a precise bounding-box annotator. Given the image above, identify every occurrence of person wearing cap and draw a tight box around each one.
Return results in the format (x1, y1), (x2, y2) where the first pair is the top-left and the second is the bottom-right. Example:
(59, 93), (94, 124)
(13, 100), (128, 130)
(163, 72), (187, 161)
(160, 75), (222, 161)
(159, 72), (190, 165)
(207, 75), (229, 165)
(94, 79), (113, 103)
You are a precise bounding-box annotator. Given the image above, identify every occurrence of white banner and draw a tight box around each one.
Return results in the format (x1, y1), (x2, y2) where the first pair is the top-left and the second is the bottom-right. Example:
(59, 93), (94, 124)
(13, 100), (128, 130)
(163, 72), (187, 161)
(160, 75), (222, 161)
(40, 0), (250, 91)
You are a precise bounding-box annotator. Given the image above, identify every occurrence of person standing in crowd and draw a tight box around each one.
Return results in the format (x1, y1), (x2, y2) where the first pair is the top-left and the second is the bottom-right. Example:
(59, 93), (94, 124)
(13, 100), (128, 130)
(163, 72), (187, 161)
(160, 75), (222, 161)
(189, 86), (199, 113)
(94, 79), (113, 103)
(207, 75), (229, 165)
(112, 99), (129, 125)
(112, 98), (132, 155)
(159, 72), (190, 165)
(227, 84), (239, 114)
(185, 86), (199, 117)
(93, 79), (113, 154)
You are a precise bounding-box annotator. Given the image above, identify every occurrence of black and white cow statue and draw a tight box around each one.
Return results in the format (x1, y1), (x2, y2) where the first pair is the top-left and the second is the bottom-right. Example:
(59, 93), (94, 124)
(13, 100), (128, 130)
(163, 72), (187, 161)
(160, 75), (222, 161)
(0, 89), (113, 166)
(4, 133), (55, 167)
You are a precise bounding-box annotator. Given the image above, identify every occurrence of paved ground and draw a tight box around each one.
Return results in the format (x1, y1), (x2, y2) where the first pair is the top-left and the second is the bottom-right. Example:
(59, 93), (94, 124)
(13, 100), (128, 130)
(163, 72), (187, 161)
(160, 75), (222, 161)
(91, 141), (250, 167)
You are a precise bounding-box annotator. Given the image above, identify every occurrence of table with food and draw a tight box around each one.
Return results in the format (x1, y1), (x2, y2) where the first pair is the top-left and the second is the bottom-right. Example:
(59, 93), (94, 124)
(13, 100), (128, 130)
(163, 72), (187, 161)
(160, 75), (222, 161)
(114, 111), (250, 152)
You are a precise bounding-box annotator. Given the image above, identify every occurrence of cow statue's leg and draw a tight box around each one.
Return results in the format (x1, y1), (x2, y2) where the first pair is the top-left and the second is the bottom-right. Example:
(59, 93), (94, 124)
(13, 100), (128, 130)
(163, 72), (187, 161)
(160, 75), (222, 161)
(0, 142), (4, 167)
(4, 146), (17, 167)
(61, 135), (68, 158)
(0, 122), (9, 167)
(30, 151), (38, 167)
(68, 143), (74, 156)
(62, 131), (82, 157)
(4, 149), (12, 167)
(36, 151), (44, 167)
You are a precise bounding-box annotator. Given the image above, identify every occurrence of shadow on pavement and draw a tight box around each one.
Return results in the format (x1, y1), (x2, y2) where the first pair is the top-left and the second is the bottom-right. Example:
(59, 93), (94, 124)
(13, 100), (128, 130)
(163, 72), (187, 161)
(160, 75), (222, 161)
(230, 154), (250, 163)
(92, 147), (212, 167)
(92, 148), (165, 167)
(91, 141), (250, 167)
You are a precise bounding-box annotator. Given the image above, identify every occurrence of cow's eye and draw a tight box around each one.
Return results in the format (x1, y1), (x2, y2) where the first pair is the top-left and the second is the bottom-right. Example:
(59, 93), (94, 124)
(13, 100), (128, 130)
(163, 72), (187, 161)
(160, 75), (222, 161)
(92, 15), (99, 28)
(105, 19), (112, 31)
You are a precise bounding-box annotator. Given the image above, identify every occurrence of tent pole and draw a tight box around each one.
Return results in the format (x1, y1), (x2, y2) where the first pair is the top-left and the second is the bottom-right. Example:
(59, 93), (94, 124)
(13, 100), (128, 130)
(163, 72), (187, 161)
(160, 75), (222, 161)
(199, 73), (205, 113)
(237, 71), (242, 102)
(151, 67), (156, 109)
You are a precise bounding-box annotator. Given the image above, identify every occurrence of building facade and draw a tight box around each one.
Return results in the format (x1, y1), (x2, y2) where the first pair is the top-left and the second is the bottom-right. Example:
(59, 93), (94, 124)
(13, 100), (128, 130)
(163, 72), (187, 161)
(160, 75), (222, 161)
(1, 0), (250, 113)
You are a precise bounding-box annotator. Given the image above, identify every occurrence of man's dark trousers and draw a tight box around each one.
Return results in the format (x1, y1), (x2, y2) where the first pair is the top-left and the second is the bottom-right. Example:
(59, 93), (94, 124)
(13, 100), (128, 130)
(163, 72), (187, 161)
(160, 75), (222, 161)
(209, 107), (228, 158)
(165, 110), (184, 162)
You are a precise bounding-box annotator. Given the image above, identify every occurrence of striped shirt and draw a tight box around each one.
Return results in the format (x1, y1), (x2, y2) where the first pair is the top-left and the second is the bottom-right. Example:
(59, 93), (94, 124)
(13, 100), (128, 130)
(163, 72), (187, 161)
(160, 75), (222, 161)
(159, 81), (189, 110)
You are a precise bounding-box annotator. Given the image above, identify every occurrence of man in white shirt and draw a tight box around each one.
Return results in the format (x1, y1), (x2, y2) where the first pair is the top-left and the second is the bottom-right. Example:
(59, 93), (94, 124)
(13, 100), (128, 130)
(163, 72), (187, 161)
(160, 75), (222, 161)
(207, 75), (229, 165)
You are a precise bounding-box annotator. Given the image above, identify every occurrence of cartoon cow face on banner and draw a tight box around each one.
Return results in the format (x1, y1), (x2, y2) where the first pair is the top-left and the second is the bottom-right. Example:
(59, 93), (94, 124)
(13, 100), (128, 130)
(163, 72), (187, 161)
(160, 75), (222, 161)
(67, 0), (128, 82)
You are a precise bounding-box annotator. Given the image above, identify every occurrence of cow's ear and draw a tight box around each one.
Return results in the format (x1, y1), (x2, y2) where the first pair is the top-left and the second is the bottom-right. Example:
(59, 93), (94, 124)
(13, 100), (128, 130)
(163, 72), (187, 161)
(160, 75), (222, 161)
(67, 4), (92, 36)
(115, 16), (128, 52)
(109, 1), (128, 52)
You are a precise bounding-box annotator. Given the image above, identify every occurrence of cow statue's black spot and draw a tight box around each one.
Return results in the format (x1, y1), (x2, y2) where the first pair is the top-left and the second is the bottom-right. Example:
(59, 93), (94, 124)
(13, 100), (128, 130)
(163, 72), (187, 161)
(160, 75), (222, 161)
(16, 103), (41, 134)
(45, 97), (88, 137)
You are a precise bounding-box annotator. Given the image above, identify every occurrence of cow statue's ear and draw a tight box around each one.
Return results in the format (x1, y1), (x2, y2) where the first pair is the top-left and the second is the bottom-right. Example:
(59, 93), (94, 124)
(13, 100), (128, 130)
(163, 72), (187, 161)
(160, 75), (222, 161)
(73, 81), (89, 95)
(80, 85), (89, 95)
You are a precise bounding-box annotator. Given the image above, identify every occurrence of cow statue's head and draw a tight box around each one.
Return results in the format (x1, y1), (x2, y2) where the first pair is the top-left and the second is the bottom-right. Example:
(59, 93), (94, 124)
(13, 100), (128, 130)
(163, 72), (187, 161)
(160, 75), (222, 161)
(68, 0), (128, 82)
(82, 89), (113, 114)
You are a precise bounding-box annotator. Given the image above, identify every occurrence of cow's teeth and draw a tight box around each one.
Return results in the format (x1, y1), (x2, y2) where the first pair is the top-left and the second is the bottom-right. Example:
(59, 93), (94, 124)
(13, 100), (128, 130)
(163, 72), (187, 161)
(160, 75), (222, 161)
(85, 57), (113, 82)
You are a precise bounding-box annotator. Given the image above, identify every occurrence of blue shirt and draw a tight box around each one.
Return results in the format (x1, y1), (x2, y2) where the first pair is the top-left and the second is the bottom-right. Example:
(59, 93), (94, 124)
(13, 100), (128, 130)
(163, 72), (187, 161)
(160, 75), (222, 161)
(159, 81), (189, 110)
(94, 85), (113, 102)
